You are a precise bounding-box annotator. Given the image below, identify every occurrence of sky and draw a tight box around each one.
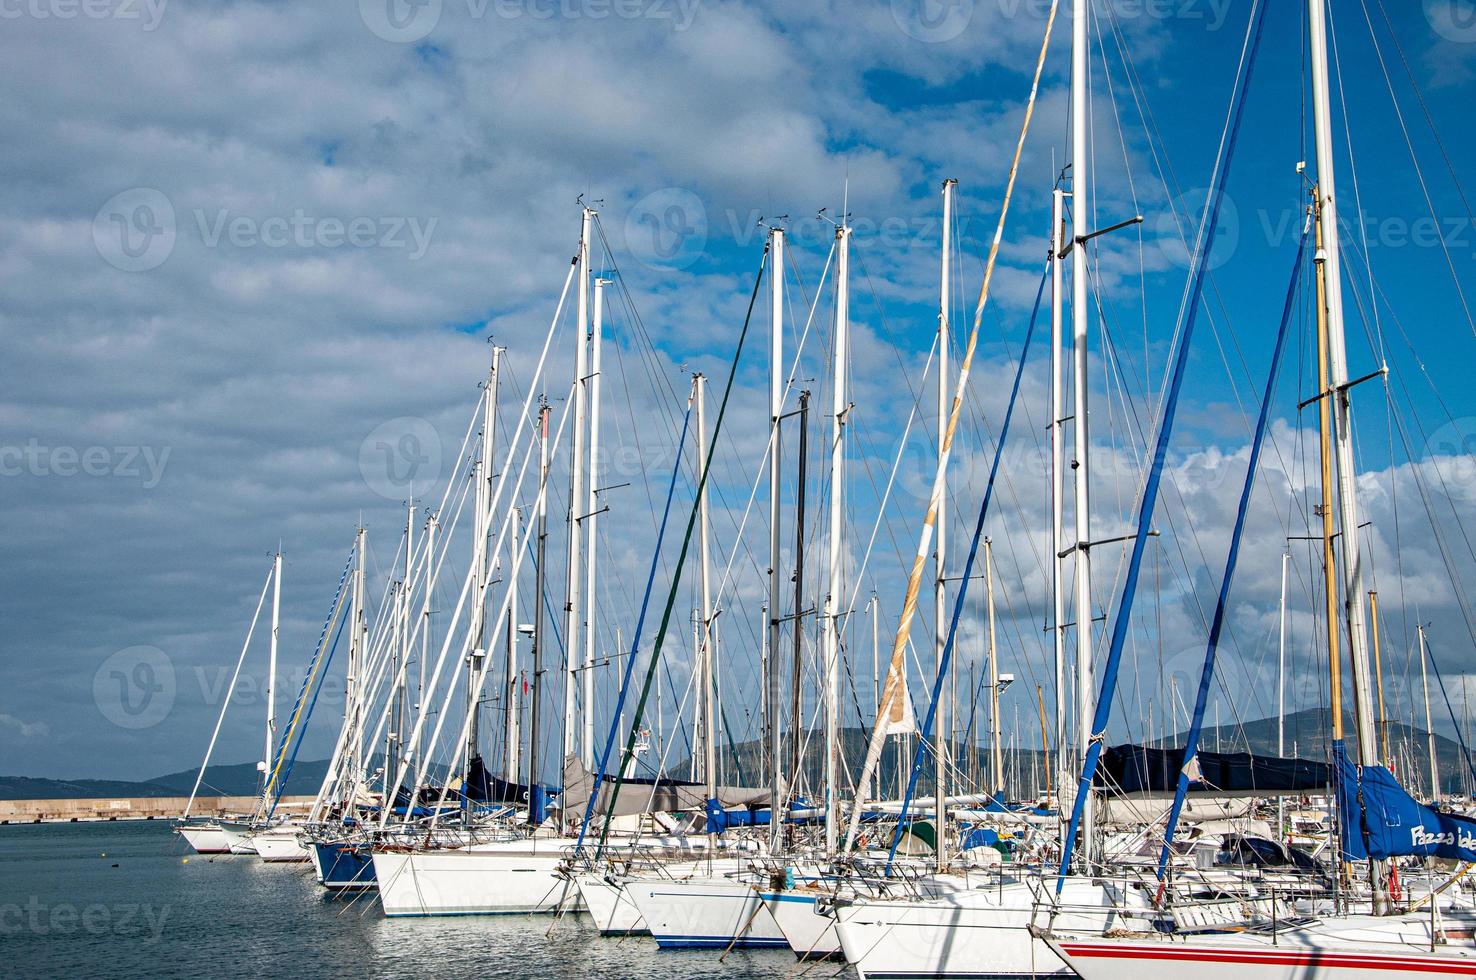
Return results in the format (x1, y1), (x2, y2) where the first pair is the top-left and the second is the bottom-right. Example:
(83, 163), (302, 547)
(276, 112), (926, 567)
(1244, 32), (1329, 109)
(2, 0), (1476, 785)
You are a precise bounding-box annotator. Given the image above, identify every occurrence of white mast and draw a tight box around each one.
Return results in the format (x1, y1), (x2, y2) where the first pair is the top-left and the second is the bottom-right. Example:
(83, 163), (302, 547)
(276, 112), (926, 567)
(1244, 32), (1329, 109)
(1049, 186), (1068, 799)
(263, 549), (281, 803)
(871, 592), (881, 802)
(1419, 625), (1439, 801)
(823, 221), (851, 853)
(935, 177), (955, 873)
(346, 526), (366, 801)
(565, 206), (594, 766)
(419, 511), (436, 713)
(393, 504), (413, 774)
(505, 506), (522, 780)
(1308, 0), (1386, 910)
(766, 226), (785, 854)
(1277, 550), (1289, 839)
(583, 277), (607, 769)
(1070, 0), (1097, 869)
(987, 538), (1002, 797)
(694, 374), (718, 837)
(468, 350), (501, 773)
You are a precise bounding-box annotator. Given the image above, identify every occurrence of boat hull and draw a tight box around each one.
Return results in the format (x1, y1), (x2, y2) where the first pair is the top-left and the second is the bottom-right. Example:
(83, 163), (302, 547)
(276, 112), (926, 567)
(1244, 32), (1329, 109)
(311, 840), (377, 890)
(372, 847), (580, 917)
(625, 877), (788, 949)
(1055, 937), (1476, 980)
(251, 828), (310, 863)
(575, 873), (648, 935)
(176, 824), (230, 854)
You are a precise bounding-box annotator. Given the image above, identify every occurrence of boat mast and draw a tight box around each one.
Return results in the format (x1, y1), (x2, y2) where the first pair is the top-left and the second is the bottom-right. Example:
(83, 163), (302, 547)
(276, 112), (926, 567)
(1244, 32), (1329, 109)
(1049, 184), (1068, 807)
(419, 511), (436, 715)
(986, 538), (1003, 798)
(1309, 0), (1384, 908)
(823, 221), (851, 854)
(526, 403), (551, 825)
(1370, 590), (1390, 765)
(935, 177), (956, 873)
(391, 503), (413, 780)
(565, 206), (594, 767)
(1278, 549), (1289, 840)
(263, 548), (281, 806)
(694, 373), (718, 840)
(504, 506), (521, 781)
(1070, 0), (1096, 870)
(583, 277), (608, 769)
(789, 390), (810, 848)
(468, 349), (501, 786)
(347, 526), (366, 804)
(870, 593), (881, 802)
(1419, 625), (1439, 800)
(766, 226), (785, 854)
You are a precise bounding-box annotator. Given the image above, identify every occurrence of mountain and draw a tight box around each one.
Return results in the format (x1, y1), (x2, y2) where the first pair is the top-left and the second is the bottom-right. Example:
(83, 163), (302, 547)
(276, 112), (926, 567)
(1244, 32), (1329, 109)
(0, 759), (331, 801)
(0, 775), (191, 801)
(672, 709), (1473, 799)
(144, 759), (331, 798)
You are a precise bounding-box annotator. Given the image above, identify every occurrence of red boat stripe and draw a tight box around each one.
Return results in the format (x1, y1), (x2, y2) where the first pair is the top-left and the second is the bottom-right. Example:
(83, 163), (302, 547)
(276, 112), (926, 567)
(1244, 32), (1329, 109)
(1059, 942), (1476, 975)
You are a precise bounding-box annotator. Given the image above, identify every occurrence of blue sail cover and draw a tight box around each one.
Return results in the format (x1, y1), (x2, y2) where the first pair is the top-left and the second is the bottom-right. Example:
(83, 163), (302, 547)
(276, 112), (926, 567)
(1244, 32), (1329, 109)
(1336, 740), (1476, 862)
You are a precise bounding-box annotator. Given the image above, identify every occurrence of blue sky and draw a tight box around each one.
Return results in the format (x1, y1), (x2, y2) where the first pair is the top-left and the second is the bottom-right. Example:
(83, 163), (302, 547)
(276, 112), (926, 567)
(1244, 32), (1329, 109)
(2, 0), (1475, 784)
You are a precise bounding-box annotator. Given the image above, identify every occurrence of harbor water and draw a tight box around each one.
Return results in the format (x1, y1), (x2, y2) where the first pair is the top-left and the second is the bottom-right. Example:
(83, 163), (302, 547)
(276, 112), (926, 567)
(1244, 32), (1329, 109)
(0, 821), (830, 978)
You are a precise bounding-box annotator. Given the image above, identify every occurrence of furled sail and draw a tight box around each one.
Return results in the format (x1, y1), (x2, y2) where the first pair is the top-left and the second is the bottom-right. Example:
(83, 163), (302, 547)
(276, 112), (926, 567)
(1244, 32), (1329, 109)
(1099, 744), (1329, 798)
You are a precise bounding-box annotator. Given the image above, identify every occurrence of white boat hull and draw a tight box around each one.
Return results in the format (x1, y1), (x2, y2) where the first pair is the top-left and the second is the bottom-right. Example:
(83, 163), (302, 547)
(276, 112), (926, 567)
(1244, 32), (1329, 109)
(217, 822), (258, 855)
(1054, 934), (1476, 980)
(176, 824), (230, 854)
(576, 873), (648, 935)
(372, 846), (580, 917)
(761, 888), (842, 959)
(625, 876), (788, 949)
(835, 878), (1133, 978)
(251, 827), (310, 863)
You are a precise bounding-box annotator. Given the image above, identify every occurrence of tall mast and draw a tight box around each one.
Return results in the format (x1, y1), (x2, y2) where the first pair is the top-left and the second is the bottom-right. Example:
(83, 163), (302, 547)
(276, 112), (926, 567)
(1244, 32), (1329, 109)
(1308, 0), (1379, 766)
(583, 277), (608, 768)
(1313, 198), (1343, 742)
(505, 507), (521, 780)
(419, 511), (436, 715)
(986, 538), (1002, 797)
(767, 226), (785, 854)
(263, 549), (282, 804)
(822, 222), (851, 853)
(1049, 185), (1069, 802)
(1419, 625), (1439, 800)
(694, 374), (718, 838)
(870, 593), (881, 801)
(1278, 550), (1289, 840)
(1070, 0), (1096, 869)
(391, 504), (413, 778)
(935, 177), (956, 873)
(1309, 0), (1384, 908)
(1370, 591), (1389, 765)
(526, 404), (551, 824)
(469, 349), (501, 780)
(565, 206), (594, 764)
(347, 526), (366, 800)
(789, 390), (810, 846)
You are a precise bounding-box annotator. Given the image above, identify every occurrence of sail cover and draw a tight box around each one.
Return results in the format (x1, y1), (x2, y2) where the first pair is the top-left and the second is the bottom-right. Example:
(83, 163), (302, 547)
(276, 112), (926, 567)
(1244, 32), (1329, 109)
(559, 754), (769, 818)
(1336, 741), (1476, 862)
(1098, 744), (1329, 798)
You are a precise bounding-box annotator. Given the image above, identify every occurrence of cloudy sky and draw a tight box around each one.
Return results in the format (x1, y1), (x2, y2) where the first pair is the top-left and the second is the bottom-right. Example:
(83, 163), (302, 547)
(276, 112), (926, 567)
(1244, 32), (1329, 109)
(2, 0), (1475, 786)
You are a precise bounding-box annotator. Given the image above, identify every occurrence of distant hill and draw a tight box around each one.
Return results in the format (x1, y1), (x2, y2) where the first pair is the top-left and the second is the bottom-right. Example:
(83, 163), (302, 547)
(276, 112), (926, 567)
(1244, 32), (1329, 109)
(673, 708), (1474, 799)
(0, 776), (190, 801)
(0, 759), (330, 801)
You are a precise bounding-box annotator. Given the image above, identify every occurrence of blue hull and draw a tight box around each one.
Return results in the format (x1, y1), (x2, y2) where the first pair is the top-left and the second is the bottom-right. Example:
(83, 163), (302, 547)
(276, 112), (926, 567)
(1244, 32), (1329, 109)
(311, 840), (376, 891)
